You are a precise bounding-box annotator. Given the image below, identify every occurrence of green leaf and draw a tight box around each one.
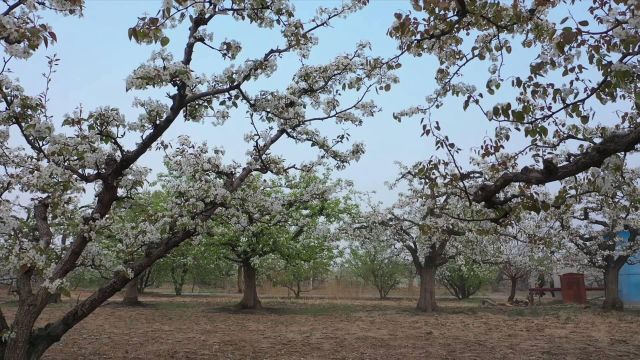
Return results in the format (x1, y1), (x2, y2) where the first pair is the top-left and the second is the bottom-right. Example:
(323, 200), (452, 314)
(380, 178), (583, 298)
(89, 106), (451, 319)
(580, 115), (589, 125)
(539, 125), (548, 138)
(513, 110), (525, 123)
(160, 36), (170, 47)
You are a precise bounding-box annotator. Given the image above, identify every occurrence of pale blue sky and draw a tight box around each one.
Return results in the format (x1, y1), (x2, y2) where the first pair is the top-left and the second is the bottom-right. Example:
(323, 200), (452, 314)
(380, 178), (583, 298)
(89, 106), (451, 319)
(10, 0), (608, 204)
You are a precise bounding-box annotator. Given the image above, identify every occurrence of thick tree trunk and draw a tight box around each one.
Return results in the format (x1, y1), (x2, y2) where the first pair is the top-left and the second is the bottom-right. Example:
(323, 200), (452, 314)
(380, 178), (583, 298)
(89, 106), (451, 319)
(416, 265), (437, 312)
(3, 292), (47, 360)
(3, 312), (36, 360)
(603, 266), (624, 311)
(238, 262), (261, 309)
(236, 265), (243, 294)
(121, 277), (141, 305)
(508, 277), (517, 303)
(4, 330), (32, 360)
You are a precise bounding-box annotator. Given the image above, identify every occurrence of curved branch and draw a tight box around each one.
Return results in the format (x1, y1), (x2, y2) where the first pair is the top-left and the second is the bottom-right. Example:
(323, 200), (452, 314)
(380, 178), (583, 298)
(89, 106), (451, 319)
(473, 126), (640, 207)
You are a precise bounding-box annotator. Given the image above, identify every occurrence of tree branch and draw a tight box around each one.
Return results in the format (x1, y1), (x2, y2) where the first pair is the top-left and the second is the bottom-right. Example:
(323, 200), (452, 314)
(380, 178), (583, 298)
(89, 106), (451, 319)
(473, 126), (640, 207)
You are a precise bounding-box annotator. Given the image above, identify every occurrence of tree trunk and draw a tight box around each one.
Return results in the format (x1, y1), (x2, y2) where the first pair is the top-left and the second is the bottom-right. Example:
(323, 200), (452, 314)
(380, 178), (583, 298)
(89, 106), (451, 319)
(508, 277), (517, 303)
(170, 263), (188, 296)
(295, 281), (302, 299)
(603, 266), (624, 311)
(416, 265), (437, 312)
(121, 277), (141, 305)
(3, 309), (37, 360)
(238, 262), (261, 309)
(3, 282), (49, 360)
(137, 268), (153, 294)
(236, 264), (243, 294)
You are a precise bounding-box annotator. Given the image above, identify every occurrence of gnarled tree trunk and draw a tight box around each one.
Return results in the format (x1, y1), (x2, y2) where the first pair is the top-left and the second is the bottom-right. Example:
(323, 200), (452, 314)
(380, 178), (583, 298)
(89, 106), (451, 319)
(4, 306), (40, 360)
(3, 272), (51, 360)
(238, 261), (261, 309)
(121, 277), (141, 305)
(603, 266), (624, 311)
(417, 265), (437, 312)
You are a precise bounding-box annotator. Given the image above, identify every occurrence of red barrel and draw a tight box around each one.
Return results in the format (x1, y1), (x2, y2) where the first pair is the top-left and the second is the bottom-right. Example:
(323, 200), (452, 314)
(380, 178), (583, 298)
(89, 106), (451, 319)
(560, 273), (587, 304)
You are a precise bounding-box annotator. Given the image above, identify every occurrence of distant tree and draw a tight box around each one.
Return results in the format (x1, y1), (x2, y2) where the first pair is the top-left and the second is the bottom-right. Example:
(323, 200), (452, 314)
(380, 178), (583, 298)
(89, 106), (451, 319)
(208, 172), (350, 309)
(386, 163), (497, 312)
(345, 214), (406, 299)
(263, 244), (334, 299)
(492, 212), (559, 303)
(437, 260), (495, 300)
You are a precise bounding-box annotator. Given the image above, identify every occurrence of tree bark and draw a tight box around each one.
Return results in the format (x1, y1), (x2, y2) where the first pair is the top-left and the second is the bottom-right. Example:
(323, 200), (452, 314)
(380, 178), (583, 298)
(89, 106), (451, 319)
(236, 265), (243, 294)
(508, 277), (517, 303)
(4, 307), (40, 360)
(416, 265), (437, 312)
(603, 266), (624, 311)
(121, 277), (141, 305)
(4, 271), (48, 360)
(238, 262), (261, 309)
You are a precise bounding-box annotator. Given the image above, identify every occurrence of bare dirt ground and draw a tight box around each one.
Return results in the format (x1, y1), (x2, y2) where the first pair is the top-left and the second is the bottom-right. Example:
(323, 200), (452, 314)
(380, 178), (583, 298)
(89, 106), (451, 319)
(2, 290), (640, 359)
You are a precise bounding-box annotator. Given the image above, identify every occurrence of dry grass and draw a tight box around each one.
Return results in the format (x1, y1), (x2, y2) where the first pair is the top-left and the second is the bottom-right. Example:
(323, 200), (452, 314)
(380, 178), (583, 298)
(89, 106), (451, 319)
(2, 289), (639, 359)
